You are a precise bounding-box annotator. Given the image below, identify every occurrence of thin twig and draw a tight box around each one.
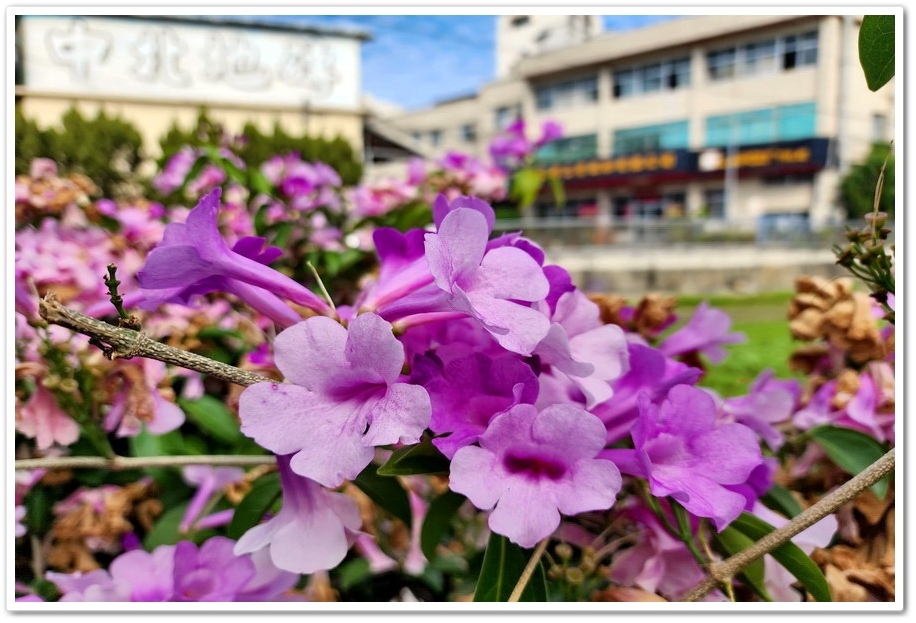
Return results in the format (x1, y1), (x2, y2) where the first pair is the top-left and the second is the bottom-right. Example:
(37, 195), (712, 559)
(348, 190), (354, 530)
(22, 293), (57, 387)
(15, 454), (277, 471)
(508, 538), (550, 602)
(38, 294), (273, 388)
(679, 447), (895, 602)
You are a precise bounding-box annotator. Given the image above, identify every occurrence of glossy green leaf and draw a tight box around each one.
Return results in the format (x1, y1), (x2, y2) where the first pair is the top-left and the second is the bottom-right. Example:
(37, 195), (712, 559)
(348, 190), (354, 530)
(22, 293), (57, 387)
(352, 464), (412, 528)
(226, 471), (281, 540)
(420, 490), (467, 560)
(179, 396), (242, 444)
(761, 483), (804, 518)
(473, 532), (547, 602)
(715, 525), (772, 601)
(859, 15), (896, 91)
(730, 512), (831, 602)
(376, 439), (450, 477)
(810, 425), (890, 498)
(143, 503), (189, 549)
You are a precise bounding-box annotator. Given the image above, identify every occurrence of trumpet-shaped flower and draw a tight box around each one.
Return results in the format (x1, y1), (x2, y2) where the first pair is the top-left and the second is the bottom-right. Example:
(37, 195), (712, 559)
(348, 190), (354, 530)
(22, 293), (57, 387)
(449, 403), (621, 548)
(234, 454), (362, 574)
(423, 207), (550, 355)
(239, 313), (430, 487)
(659, 301), (745, 364)
(601, 384), (763, 531)
(137, 187), (330, 318)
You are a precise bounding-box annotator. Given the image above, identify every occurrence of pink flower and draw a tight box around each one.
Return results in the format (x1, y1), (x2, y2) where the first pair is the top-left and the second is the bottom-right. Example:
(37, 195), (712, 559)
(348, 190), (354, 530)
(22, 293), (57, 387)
(234, 455), (362, 574)
(17, 386), (80, 450)
(449, 403), (621, 548)
(239, 313), (431, 487)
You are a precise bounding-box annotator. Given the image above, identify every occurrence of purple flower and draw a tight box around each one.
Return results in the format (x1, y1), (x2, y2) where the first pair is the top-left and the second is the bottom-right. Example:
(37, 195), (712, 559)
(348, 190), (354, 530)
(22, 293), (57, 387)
(659, 302), (746, 364)
(449, 403), (621, 548)
(234, 454), (362, 574)
(423, 206), (550, 355)
(46, 537), (299, 601)
(411, 351), (539, 459)
(239, 313), (431, 487)
(172, 538), (256, 601)
(533, 289), (630, 408)
(533, 121), (564, 149)
(153, 147), (198, 195)
(179, 465), (246, 534)
(609, 501), (726, 602)
(592, 342), (702, 445)
(138, 188), (331, 319)
(601, 384), (763, 531)
(719, 370), (802, 450)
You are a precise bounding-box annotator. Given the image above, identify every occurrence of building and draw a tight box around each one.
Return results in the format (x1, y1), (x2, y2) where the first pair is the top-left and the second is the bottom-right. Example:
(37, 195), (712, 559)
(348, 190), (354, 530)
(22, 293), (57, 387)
(387, 14), (895, 229)
(14, 15), (371, 158)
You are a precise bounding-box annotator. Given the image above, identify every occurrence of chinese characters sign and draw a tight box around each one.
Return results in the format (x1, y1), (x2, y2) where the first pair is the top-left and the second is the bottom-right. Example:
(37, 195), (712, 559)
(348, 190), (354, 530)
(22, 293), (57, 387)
(20, 16), (361, 110)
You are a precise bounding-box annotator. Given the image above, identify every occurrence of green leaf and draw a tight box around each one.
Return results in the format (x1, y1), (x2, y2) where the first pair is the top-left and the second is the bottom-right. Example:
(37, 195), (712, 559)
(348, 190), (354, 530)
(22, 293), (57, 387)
(226, 472), (281, 540)
(809, 425), (891, 498)
(420, 490), (467, 560)
(547, 172), (566, 208)
(376, 439), (451, 477)
(859, 15), (895, 91)
(179, 396), (242, 444)
(761, 484), (804, 518)
(352, 463), (412, 528)
(473, 532), (548, 602)
(509, 168), (545, 209)
(730, 512), (832, 602)
(195, 327), (245, 341)
(249, 170), (274, 195)
(715, 526), (772, 601)
(144, 503), (189, 549)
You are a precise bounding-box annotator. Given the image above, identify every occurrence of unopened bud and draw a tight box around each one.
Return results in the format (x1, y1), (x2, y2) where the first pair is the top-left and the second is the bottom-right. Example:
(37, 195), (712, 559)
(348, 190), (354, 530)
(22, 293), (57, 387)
(565, 567), (585, 586)
(41, 374), (61, 389)
(554, 543), (573, 561)
(58, 378), (79, 393)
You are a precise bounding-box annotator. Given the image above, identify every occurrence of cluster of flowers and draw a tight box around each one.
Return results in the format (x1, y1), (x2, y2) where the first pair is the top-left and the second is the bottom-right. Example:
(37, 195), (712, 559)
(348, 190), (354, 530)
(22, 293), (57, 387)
(118, 187), (834, 601)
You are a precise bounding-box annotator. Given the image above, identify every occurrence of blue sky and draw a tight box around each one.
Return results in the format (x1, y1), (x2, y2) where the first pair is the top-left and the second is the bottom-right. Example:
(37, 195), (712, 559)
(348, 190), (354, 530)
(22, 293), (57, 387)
(236, 15), (680, 110)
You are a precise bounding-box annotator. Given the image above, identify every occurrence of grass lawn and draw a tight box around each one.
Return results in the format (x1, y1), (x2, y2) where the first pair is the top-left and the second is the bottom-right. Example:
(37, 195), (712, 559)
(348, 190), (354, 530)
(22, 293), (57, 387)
(672, 291), (803, 397)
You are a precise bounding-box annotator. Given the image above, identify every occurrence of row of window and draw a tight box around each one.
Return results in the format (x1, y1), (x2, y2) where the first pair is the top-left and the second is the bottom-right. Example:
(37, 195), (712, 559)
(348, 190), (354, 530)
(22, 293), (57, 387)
(533, 102), (817, 163)
(412, 123), (477, 147)
(533, 30), (819, 111)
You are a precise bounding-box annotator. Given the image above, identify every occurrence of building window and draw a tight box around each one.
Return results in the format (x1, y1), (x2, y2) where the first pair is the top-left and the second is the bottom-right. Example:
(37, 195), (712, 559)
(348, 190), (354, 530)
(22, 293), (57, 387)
(704, 189), (726, 219)
(783, 31), (818, 69)
(429, 129), (442, 147)
(460, 123), (477, 143)
(535, 75), (598, 111)
(705, 102), (816, 147)
(511, 15), (530, 27)
(494, 105), (521, 130)
(613, 56), (691, 98)
(744, 39), (777, 75)
(706, 48), (737, 80)
(762, 173), (815, 185)
(613, 120), (689, 155)
(411, 131), (422, 145)
(872, 113), (887, 142)
(534, 134), (598, 163)
(708, 30), (818, 80)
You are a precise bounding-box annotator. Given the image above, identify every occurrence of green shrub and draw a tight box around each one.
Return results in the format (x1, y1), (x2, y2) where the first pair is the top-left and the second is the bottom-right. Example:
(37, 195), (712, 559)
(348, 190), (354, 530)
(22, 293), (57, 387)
(840, 142), (895, 219)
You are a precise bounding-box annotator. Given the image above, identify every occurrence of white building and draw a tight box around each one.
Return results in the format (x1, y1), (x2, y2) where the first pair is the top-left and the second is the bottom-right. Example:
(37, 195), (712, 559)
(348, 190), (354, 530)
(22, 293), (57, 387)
(387, 14), (895, 229)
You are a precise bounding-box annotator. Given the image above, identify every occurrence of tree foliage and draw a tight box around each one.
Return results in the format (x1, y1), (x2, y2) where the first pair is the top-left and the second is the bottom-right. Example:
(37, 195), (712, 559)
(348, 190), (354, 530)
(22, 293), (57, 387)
(839, 143), (894, 219)
(15, 105), (145, 198)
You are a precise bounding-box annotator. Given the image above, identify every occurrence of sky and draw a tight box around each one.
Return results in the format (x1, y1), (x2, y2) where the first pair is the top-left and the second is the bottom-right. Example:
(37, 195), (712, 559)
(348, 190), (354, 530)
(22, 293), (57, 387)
(229, 14), (681, 111)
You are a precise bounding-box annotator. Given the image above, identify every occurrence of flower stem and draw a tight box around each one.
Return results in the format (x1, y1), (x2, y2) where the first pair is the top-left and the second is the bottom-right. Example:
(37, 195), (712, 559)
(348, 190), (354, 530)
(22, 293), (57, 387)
(38, 294), (273, 388)
(679, 447), (895, 602)
(15, 454), (276, 471)
(508, 537), (550, 602)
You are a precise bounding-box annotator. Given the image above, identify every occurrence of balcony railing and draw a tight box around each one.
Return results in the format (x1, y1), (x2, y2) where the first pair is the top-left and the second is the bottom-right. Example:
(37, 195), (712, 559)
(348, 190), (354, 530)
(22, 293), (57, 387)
(492, 217), (894, 250)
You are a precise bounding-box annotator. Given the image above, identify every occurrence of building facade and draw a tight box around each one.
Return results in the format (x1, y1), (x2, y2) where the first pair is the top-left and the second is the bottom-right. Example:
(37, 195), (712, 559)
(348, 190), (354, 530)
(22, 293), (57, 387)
(15, 15), (370, 158)
(387, 14), (895, 229)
